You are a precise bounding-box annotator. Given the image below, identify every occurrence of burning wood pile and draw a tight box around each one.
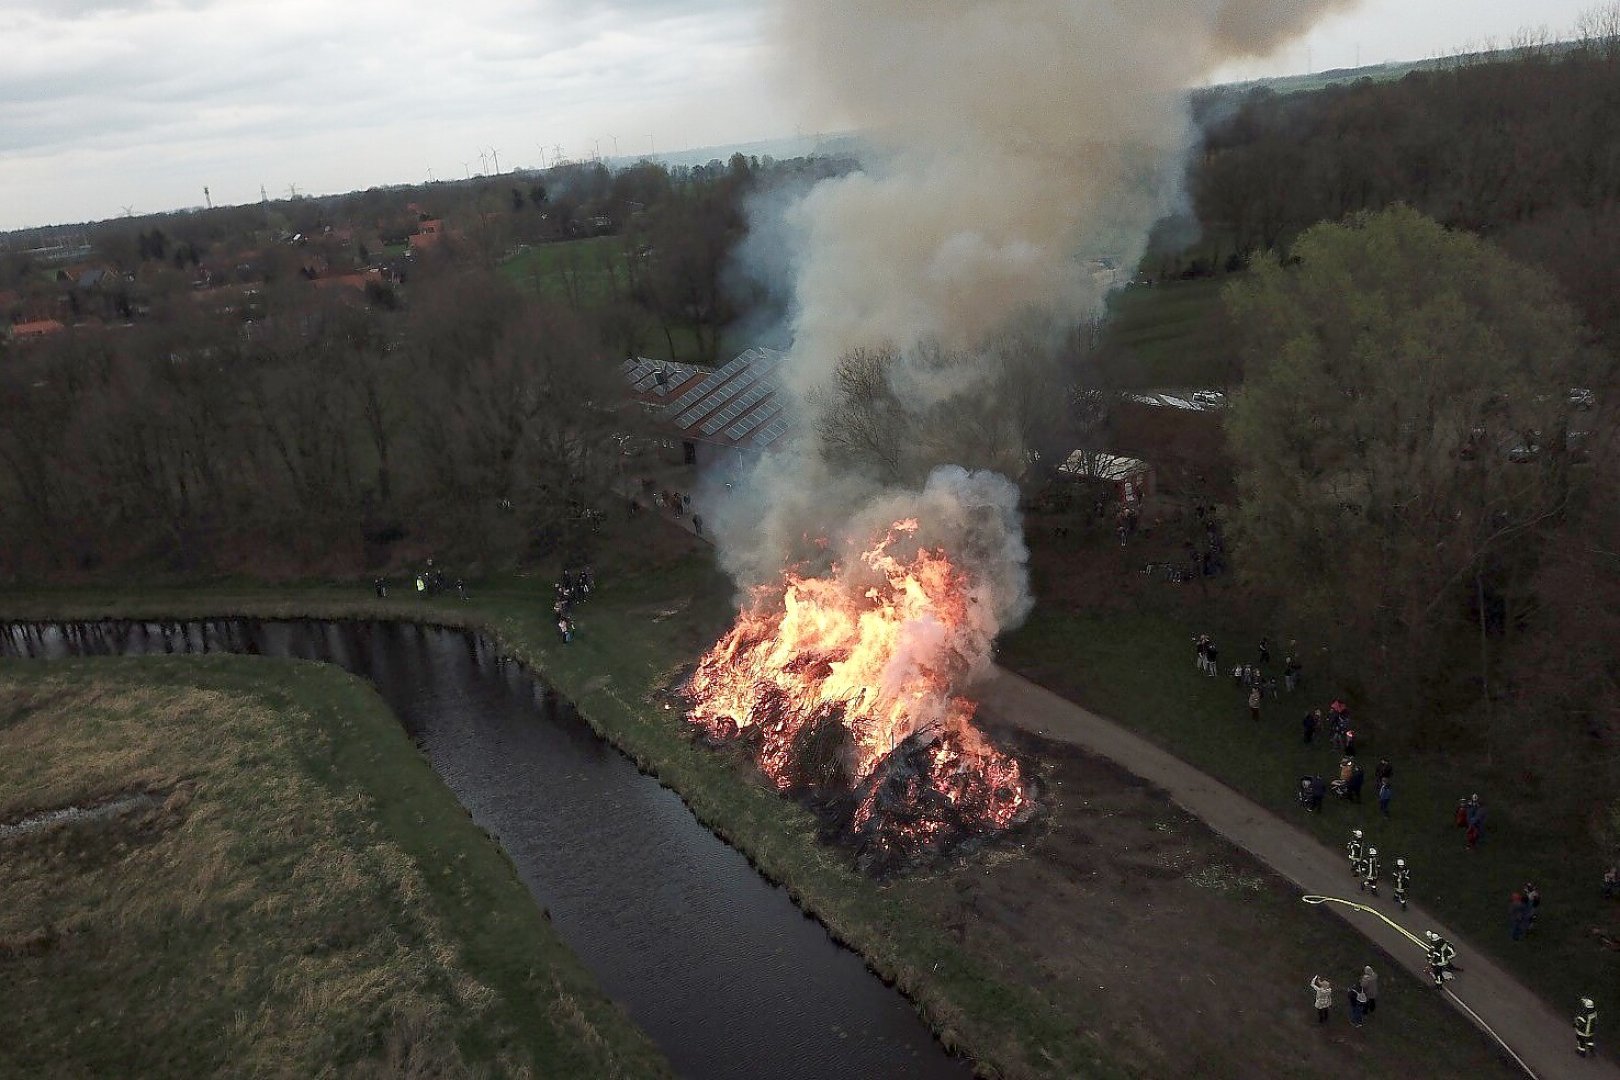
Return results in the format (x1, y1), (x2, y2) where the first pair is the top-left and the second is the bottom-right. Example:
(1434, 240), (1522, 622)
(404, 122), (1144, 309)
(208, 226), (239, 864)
(683, 518), (1032, 873)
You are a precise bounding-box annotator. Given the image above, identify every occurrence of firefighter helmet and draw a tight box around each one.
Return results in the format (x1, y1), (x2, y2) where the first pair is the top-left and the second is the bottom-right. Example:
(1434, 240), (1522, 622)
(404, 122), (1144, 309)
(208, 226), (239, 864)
(1367, 847), (1378, 857)
(1352, 829), (1363, 839)
(1396, 858), (1406, 868)
(1425, 931), (1440, 942)
(1583, 998), (1596, 1010)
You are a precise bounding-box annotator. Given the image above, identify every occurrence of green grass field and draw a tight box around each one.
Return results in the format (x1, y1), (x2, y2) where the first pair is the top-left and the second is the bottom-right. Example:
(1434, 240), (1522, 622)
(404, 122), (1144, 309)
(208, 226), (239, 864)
(0, 656), (668, 1079)
(500, 236), (627, 306)
(498, 236), (726, 364)
(997, 604), (1618, 1025)
(1095, 277), (1240, 388)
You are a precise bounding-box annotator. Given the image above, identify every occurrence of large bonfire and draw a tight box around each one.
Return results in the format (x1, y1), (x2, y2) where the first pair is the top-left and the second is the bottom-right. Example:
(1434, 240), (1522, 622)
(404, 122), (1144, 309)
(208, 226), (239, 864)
(684, 517), (1029, 870)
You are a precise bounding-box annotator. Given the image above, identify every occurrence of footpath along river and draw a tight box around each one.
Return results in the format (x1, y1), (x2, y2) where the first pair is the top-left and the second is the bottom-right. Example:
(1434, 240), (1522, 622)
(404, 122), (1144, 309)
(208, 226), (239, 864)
(2, 618), (969, 1080)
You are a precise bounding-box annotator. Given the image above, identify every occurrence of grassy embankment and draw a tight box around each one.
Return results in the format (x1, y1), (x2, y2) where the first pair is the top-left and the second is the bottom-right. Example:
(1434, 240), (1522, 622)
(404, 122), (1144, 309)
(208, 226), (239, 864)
(1, 566), (1128, 1077)
(998, 601), (1617, 1023)
(0, 656), (669, 1079)
(0, 548), (1518, 1079)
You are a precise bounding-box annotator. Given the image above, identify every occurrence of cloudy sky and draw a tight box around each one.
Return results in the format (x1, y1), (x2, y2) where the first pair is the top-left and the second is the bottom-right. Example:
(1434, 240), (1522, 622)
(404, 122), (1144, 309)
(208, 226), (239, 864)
(0, 0), (1603, 233)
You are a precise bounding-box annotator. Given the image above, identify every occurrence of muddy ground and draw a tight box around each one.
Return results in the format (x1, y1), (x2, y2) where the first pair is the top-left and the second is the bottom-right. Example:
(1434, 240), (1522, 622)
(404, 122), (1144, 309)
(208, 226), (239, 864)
(885, 725), (1513, 1079)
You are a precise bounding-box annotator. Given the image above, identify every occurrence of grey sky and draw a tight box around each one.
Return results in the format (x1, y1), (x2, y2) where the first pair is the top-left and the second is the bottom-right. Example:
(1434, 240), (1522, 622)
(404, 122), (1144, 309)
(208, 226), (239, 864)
(0, 0), (1604, 232)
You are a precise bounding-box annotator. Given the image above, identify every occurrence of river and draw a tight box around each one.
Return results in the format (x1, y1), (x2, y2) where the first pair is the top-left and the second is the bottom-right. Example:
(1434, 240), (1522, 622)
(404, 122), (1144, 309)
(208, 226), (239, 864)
(0, 618), (969, 1080)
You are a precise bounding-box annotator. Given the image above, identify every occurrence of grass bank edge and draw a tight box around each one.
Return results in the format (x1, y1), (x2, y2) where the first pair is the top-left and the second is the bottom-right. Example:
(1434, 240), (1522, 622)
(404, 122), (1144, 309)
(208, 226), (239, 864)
(0, 585), (1123, 1080)
(0, 649), (672, 1079)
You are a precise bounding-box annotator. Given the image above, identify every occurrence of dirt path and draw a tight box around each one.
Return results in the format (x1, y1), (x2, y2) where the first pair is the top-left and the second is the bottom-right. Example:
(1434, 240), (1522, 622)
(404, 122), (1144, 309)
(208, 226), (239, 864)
(977, 668), (1615, 1080)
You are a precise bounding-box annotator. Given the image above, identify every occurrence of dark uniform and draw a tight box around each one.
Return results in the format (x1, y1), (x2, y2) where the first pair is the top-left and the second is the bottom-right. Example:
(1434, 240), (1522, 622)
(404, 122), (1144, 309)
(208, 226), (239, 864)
(1577, 999), (1597, 1057)
(1426, 934), (1457, 987)
(1392, 861), (1411, 910)
(1347, 830), (1364, 876)
(1359, 849), (1380, 895)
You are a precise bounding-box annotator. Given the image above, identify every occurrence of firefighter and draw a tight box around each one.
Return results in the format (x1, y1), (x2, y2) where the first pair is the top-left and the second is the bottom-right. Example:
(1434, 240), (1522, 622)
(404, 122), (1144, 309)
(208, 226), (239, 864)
(1347, 828), (1364, 876)
(1392, 857), (1411, 911)
(1359, 846), (1380, 895)
(1425, 931), (1446, 986)
(1576, 997), (1597, 1057)
(1425, 931), (1457, 986)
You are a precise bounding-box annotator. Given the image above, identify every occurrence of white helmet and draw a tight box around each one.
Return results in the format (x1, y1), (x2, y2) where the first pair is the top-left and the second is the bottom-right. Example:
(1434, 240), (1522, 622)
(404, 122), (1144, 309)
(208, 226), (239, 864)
(1352, 829), (1363, 839)
(1583, 998), (1596, 1010)
(1396, 858), (1406, 868)
(1425, 931), (1440, 942)
(1368, 847), (1378, 856)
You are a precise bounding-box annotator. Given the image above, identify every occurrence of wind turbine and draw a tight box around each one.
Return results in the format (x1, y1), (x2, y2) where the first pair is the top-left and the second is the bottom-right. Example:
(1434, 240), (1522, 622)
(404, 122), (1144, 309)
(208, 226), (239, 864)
(647, 133), (656, 156)
(592, 138), (601, 162)
(462, 161), (472, 179)
(552, 144), (564, 165)
(203, 186), (212, 209)
(609, 134), (620, 157)
(535, 141), (549, 168)
(426, 167), (435, 183)
(120, 205), (134, 218)
(286, 182), (299, 199)
(479, 150), (488, 174)
(488, 146), (501, 174)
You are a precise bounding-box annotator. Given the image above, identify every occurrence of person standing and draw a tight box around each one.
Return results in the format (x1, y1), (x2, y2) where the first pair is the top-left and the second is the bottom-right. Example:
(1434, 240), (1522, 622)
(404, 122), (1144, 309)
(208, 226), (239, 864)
(1360, 966), (1379, 1016)
(1392, 858), (1411, 911)
(1577, 998), (1598, 1057)
(1284, 654), (1302, 692)
(1303, 708), (1320, 744)
(1259, 637), (1271, 666)
(1311, 975), (1333, 1023)
(1524, 882), (1541, 930)
(1205, 641), (1218, 679)
(1249, 686), (1262, 721)
(1347, 829), (1364, 876)
(1378, 776), (1393, 817)
(1347, 982), (1366, 1027)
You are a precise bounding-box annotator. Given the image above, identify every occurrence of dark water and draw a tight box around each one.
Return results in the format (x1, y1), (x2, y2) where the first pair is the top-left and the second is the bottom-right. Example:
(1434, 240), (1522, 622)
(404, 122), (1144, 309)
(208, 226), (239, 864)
(0, 619), (967, 1080)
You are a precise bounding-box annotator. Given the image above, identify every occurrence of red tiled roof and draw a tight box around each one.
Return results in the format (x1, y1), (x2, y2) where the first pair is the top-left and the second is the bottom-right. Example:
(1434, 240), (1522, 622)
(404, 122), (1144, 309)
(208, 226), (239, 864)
(312, 269), (382, 290)
(11, 319), (66, 338)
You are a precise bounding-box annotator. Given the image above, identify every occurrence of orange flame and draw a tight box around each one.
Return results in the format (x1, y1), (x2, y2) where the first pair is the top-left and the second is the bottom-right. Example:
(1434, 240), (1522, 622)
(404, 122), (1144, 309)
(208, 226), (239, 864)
(685, 519), (1027, 853)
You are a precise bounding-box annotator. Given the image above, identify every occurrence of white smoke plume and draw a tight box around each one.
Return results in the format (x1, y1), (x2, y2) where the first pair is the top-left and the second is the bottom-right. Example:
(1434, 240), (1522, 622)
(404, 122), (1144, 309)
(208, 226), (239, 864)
(713, 0), (1357, 651)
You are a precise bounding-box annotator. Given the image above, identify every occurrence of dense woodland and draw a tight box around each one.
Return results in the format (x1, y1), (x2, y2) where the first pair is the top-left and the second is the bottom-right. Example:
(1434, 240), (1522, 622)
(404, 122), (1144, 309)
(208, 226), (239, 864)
(1189, 22), (1620, 343)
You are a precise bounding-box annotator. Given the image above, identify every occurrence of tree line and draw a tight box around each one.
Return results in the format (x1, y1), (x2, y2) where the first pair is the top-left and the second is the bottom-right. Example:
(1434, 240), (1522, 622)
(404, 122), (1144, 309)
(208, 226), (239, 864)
(0, 271), (631, 579)
(1187, 13), (1620, 346)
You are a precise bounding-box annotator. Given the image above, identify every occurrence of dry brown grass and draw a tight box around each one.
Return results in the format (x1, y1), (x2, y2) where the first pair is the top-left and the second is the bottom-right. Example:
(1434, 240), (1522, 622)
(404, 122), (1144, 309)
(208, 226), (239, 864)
(0, 664), (527, 1078)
